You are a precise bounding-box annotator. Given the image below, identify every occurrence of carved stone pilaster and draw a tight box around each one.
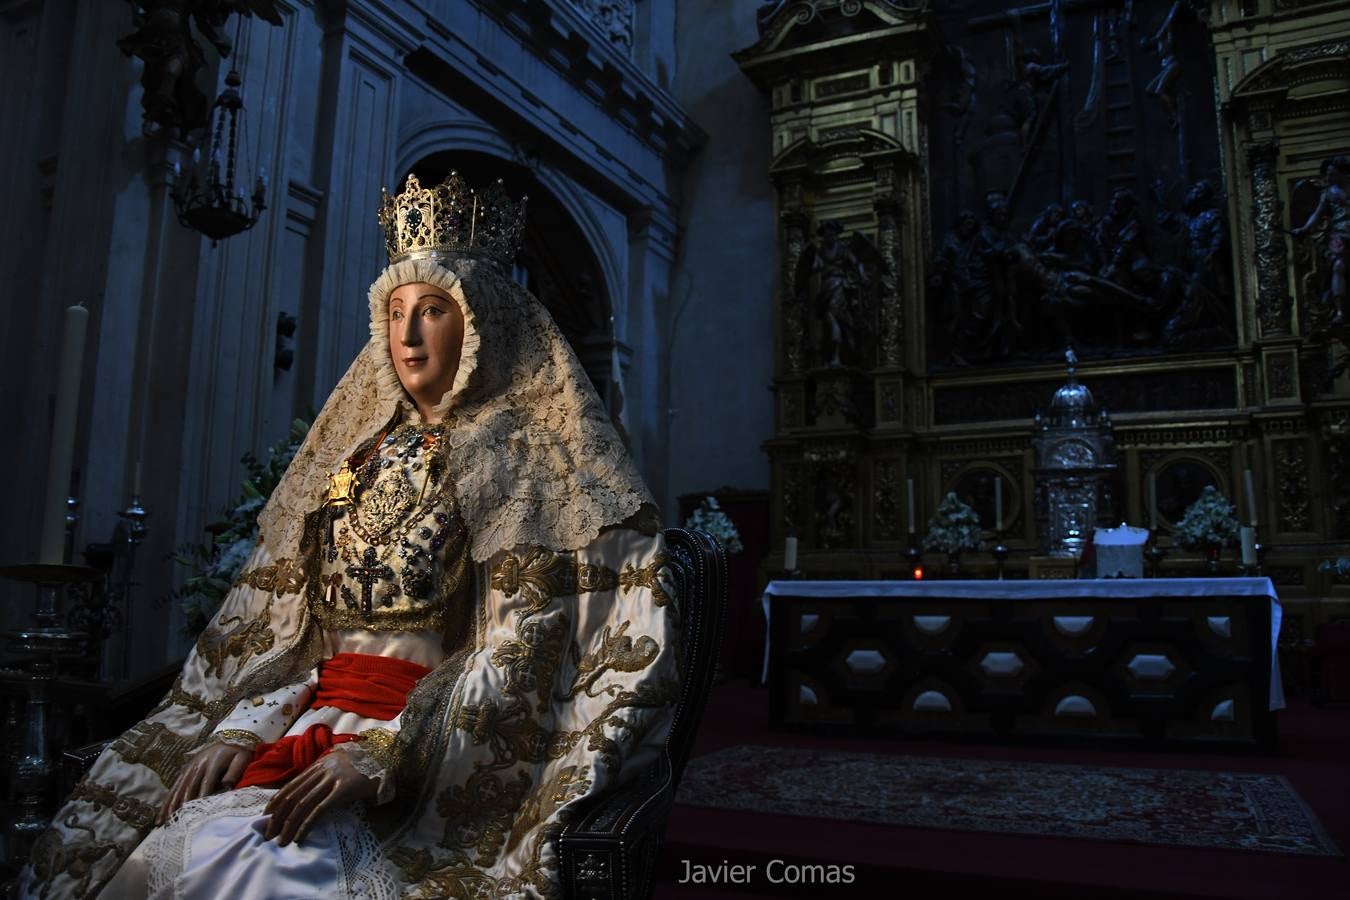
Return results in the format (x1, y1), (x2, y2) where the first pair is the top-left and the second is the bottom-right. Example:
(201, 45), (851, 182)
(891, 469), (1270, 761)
(1246, 142), (1292, 337)
(781, 207), (810, 374)
(1322, 409), (1350, 539)
(804, 442), (856, 550)
(1275, 439), (1311, 533)
(873, 459), (900, 541)
(874, 194), (904, 367)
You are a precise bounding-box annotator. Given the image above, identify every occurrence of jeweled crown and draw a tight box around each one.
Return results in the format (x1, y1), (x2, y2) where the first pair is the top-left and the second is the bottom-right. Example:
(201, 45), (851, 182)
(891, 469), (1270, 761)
(378, 172), (528, 266)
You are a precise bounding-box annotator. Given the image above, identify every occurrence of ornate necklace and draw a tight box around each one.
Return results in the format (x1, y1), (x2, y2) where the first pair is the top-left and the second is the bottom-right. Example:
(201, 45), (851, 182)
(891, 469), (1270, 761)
(348, 422), (449, 550)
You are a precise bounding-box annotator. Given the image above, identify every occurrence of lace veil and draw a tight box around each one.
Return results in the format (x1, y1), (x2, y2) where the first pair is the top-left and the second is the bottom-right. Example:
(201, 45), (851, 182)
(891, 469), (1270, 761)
(257, 254), (654, 565)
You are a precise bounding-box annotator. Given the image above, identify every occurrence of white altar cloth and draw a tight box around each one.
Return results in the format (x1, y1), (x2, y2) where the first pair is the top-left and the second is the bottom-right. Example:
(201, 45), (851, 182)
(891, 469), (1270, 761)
(761, 576), (1285, 710)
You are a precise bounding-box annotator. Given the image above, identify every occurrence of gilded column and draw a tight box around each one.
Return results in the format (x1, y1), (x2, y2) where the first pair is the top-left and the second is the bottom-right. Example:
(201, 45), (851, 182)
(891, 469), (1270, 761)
(781, 205), (809, 374)
(875, 192), (904, 367)
(1247, 141), (1292, 338)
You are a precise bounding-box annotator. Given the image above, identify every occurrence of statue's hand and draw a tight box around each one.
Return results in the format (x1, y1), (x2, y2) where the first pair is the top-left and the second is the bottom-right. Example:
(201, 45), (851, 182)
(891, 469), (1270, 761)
(263, 750), (377, 846)
(157, 739), (254, 825)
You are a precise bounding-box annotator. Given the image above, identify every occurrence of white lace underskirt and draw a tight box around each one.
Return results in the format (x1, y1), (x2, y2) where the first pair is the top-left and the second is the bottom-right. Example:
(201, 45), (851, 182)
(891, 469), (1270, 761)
(98, 787), (400, 900)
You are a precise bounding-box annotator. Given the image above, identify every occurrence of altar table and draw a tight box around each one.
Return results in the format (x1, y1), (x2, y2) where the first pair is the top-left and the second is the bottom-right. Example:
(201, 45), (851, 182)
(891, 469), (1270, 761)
(762, 578), (1283, 751)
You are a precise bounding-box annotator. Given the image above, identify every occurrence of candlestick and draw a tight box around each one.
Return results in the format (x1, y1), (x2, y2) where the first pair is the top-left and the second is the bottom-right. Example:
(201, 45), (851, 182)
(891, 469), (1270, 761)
(906, 478), (915, 535)
(1144, 540), (1168, 578)
(1244, 468), (1258, 527)
(783, 536), (798, 572)
(133, 460), (143, 499)
(994, 476), (1003, 532)
(1147, 472), (1158, 531)
(40, 304), (89, 564)
(992, 531), (1009, 581)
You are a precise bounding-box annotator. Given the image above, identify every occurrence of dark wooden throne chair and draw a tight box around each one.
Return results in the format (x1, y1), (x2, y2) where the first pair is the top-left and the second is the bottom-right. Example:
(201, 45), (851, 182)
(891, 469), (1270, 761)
(557, 527), (728, 900)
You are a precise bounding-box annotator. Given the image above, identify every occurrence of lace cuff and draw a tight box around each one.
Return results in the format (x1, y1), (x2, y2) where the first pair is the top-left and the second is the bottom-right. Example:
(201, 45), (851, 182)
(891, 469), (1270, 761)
(329, 728), (398, 805)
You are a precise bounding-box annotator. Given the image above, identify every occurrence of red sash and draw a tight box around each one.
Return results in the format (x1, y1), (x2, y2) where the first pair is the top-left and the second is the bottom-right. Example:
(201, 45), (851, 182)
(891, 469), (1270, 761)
(235, 652), (430, 789)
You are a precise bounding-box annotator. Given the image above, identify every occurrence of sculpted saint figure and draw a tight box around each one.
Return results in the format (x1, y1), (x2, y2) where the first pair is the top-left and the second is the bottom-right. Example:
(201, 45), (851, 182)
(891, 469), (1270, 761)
(1293, 155), (1350, 325)
(22, 172), (680, 899)
(797, 220), (869, 367)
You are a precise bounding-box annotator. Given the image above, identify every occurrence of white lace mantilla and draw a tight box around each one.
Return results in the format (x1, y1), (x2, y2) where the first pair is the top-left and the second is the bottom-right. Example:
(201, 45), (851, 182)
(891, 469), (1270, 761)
(257, 255), (653, 566)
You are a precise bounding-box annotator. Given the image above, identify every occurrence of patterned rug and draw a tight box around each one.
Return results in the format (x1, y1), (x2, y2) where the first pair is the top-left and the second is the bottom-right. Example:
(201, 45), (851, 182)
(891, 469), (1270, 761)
(676, 745), (1340, 856)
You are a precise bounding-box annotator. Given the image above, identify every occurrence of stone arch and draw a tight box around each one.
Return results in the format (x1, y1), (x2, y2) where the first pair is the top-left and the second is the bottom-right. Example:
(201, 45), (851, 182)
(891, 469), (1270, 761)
(393, 117), (624, 331)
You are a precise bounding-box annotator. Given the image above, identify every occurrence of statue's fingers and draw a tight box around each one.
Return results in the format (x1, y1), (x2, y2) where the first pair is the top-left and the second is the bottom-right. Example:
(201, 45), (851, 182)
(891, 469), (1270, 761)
(221, 751), (250, 790)
(277, 777), (336, 846)
(291, 781), (341, 845)
(264, 769), (323, 839)
(265, 765), (321, 814)
(196, 752), (231, 799)
(160, 761), (204, 824)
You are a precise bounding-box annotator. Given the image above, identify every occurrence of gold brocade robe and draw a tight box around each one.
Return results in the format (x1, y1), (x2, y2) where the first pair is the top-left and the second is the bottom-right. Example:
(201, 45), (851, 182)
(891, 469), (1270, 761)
(22, 416), (680, 900)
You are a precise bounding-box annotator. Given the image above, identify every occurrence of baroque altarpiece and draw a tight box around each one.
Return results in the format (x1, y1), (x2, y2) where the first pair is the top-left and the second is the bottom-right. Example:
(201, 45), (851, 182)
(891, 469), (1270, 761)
(739, 0), (1350, 639)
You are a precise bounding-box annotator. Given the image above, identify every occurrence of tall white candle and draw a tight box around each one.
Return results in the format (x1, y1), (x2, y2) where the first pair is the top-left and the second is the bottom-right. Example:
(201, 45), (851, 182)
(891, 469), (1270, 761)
(906, 478), (916, 534)
(783, 536), (798, 571)
(1244, 468), (1258, 527)
(1240, 526), (1257, 567)
(40, 303), (89, 564)
(994, 477), (1003, 532)
(133, 460), (143, 498)
(1147, 472), (1158, 531)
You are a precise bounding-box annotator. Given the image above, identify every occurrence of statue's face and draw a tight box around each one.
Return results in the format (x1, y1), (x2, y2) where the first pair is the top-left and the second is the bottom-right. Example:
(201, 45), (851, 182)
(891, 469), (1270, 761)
(387, 281), (465, 409)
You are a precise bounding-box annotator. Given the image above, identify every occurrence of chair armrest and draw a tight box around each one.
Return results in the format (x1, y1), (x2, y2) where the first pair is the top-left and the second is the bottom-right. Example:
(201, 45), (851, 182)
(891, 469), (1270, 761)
(558, 758), (673, 900)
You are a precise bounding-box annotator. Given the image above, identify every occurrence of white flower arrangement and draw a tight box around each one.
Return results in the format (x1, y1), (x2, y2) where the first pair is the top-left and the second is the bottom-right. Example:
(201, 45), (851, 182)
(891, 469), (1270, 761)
(923, 491), (984, 555)
(1174, 485), (1240, 549)
(685, 496), (743, 554)
(168, 417), (310, 634)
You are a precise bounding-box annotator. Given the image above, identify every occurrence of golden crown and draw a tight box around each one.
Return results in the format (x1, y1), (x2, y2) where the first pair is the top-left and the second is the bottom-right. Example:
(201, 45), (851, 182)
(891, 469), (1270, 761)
(378, 172), (528, 266)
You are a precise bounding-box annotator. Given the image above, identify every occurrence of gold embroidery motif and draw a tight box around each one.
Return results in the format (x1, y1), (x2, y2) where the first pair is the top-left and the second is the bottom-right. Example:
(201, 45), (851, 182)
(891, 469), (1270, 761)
(506, 763), (591, 854)
(453, 699), (575, 765)
(28, 814), (126, 899)
(391, 849), (497, 900)
(195, 596), (276, 679)
(214, 729), (262, 748)
(491, 615), (569, 712)
(109, 721), (198, 787)
(436, 767), (534, 866)
(67, 781), (157, 832)
(490, 550), (618, 617)
(578, 677), (681, 772)
(619, 551), (677, 608)
(232, 557), (306, 595)
(309, 602), (447, 633)
(560, 621), (661, 701)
